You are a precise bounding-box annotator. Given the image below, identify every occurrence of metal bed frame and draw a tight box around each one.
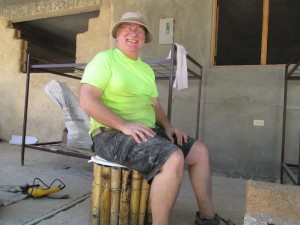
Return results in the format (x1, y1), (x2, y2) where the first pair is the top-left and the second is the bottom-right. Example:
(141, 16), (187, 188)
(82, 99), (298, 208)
(280, 54), (300, 185)
(21, 44), (203, 166)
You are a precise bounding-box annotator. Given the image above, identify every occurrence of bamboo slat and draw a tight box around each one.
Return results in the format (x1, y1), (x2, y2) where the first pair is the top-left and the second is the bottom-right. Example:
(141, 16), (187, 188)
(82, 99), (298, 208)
(100, 166), (112, 225)
(145, 195), (152, 225)
(138, 178), (150, 225)
(119, 169), (131, 225)
(110, 167), (122, 225)
(91, 163), (102, 225)
(129, 170), (142, 225)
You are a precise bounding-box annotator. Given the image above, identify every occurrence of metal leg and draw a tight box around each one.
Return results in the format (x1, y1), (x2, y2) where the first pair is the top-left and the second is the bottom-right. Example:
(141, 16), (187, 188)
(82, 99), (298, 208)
(21, 54), (31, 166)
(298, 134), (300, 185)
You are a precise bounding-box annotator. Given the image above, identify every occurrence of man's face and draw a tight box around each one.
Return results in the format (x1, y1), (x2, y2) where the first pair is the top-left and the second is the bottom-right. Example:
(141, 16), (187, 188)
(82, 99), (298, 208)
(116, 22), (146, 59)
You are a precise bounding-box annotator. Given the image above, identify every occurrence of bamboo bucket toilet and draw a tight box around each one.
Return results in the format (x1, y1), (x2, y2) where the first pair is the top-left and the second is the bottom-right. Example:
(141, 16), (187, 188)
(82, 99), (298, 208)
(90, 156), (152, 225)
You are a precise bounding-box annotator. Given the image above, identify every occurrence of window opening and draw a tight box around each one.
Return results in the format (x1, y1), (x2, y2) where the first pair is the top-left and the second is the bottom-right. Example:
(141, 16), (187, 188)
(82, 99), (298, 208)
(267, 0), (300, 64)
(212, 0), (300, 66)
(13, 11), (99, 70)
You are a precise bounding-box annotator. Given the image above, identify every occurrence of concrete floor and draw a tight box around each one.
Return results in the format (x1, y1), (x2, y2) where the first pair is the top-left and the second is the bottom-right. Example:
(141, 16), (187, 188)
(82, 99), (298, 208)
(0, 141), (247, 225)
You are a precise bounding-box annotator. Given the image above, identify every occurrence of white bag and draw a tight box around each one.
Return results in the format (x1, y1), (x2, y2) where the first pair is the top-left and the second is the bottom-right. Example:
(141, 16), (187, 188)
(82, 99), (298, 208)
(44, 80), (92, 150)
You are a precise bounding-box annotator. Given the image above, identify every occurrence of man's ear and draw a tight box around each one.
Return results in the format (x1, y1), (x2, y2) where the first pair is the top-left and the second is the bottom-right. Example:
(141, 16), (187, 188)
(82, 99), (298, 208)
(116, 29), (121, 39)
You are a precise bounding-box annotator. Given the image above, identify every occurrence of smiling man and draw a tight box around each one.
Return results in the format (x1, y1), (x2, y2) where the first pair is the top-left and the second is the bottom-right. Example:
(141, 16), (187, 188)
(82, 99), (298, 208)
(79, 12), (234, 225)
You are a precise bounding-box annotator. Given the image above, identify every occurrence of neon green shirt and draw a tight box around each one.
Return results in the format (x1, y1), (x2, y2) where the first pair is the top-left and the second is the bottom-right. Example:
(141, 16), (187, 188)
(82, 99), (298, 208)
(81, 48), (158, 133)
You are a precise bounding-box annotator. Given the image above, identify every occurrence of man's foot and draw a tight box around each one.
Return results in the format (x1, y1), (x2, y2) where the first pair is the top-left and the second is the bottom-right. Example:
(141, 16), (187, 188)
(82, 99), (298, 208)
(194, 211), (235, 225)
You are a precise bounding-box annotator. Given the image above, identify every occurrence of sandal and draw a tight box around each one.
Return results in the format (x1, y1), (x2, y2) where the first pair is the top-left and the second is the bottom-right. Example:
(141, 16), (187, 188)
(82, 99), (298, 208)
(194, 211), (235, 225)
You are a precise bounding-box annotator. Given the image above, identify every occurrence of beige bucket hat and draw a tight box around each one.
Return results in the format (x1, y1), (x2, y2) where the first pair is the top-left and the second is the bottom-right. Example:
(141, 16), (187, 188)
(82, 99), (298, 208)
(112, 12), (153, 43)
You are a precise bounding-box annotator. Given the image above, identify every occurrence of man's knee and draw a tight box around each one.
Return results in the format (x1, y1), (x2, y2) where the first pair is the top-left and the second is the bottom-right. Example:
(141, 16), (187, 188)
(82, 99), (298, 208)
(193, 141), (209, 156)
(161, 149), (184, 176)
(186, 140), (210, 165)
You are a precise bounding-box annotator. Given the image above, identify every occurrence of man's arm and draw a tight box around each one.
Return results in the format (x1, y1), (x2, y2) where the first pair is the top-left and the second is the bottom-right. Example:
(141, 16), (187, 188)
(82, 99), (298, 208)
(153, 97), (187, 145)
(79, 83), (155, 143)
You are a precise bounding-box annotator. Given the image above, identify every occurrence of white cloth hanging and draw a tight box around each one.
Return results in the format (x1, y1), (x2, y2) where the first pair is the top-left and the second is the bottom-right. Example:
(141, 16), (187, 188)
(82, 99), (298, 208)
(168, 43), (188, 90)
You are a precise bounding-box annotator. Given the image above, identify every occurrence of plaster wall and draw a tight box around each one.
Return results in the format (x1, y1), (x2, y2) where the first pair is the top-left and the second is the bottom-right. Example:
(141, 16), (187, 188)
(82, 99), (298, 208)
(0, 0), (101, 22)
(0, 19), (25, 141)
(0, 0), (299, 180)
(0, 18), (80, 143)
(0, 0), (101, 144)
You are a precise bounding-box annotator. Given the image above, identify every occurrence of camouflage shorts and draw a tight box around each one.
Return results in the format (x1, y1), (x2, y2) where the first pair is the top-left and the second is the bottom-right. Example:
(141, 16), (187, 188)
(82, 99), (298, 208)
(92, 126), (195, 182)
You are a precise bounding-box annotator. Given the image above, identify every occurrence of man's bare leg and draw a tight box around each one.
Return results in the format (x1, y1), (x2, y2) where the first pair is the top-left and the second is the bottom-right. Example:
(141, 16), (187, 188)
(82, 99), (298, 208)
(185, 141), (216, 219)
(150, 150), (185, 225)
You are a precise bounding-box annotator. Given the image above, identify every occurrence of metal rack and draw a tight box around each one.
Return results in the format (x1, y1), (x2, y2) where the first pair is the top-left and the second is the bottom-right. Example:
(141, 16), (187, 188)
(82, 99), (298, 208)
(21, 44), (203, 165)
(280, 55), (300, 185)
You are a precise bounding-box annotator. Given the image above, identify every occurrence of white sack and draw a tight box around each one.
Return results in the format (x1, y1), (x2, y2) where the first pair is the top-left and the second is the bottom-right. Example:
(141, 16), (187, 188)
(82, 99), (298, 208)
(44, 80), (92, 150)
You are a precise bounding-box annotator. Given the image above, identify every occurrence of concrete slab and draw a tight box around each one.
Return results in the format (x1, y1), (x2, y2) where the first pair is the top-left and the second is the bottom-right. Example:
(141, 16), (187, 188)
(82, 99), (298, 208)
(0, 142), (93, 225)
(0, 142), (247, 225)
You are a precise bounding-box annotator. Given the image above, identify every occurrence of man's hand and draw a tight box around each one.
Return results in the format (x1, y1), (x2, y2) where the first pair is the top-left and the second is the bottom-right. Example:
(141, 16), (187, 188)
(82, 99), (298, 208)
(121, 122), (156, 144)
(164, 126), (188, 146)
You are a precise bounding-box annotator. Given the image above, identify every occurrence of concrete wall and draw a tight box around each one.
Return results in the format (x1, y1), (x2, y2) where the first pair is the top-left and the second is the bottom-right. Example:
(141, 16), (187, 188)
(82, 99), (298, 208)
(1, 0), (299, 181)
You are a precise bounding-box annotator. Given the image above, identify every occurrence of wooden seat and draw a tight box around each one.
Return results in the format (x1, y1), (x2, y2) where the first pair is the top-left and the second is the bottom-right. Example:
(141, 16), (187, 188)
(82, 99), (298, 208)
(91, 157), (152, 225)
